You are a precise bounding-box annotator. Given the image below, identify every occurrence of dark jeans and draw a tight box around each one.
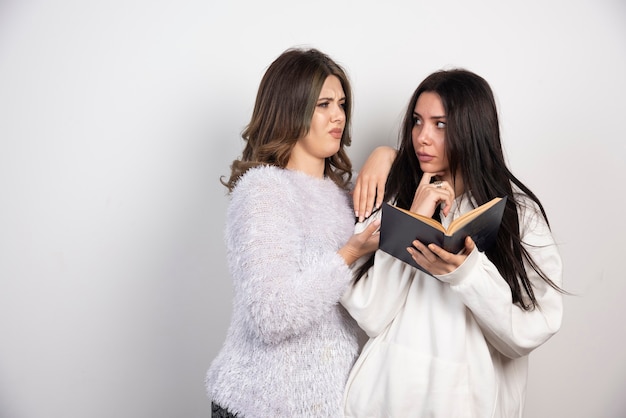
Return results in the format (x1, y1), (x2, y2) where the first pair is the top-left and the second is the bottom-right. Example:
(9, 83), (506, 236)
(212, 402), (238, 418)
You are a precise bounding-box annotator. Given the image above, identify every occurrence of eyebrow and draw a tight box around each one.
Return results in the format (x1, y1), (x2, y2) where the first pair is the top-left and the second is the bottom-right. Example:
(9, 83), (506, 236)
(318, 96), (346, 102)
(413, 112), (446, 119)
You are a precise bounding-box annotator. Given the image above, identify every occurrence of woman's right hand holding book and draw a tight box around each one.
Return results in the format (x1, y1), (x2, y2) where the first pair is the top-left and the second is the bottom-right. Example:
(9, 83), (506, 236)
(338, 220), (381, 266)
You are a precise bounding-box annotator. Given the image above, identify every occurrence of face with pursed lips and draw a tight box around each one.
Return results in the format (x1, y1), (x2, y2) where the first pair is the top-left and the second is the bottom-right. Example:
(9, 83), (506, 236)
(288, 75), (346, 171)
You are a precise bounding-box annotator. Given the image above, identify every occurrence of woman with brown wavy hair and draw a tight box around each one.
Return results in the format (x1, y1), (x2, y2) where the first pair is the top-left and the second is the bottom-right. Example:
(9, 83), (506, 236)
(206, 47), (379, 418)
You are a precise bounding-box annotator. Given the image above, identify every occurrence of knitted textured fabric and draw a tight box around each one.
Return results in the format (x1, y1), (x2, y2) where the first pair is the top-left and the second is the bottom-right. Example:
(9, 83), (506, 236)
(206, 166), (360, 418)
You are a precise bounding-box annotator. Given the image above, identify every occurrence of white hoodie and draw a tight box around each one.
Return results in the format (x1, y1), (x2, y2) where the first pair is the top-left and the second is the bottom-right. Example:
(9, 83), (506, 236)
(342, 193), (563, 418)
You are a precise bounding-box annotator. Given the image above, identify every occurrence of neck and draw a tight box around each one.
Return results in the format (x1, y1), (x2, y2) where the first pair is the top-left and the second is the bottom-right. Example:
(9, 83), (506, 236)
(286, 152), (326, 178)
(441, 172), (465, 196)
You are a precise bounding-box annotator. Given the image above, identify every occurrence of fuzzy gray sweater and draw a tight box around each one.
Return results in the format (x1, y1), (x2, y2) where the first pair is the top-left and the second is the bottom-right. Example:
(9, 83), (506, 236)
(206, 165), (360, 418)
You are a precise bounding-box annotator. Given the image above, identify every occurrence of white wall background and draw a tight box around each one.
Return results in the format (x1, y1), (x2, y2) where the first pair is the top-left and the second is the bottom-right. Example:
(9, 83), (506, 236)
(1, 0), (624, 417)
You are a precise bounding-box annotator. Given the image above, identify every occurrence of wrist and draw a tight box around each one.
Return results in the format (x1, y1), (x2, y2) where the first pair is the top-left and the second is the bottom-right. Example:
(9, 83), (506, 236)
(338, 246), (360, 266)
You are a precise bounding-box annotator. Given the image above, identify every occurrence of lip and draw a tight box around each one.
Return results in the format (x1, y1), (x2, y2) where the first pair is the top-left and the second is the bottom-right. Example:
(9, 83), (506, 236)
(417, 152), (435, 162)
(329, 128), (343, 139)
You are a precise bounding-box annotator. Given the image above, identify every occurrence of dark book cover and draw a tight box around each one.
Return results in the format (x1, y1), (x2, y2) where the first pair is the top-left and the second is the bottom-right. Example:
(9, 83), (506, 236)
(379, 196), (507, 274)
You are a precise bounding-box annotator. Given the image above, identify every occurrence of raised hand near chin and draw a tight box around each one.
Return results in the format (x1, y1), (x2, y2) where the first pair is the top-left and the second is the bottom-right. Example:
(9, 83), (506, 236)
(409, 172), (455, 217)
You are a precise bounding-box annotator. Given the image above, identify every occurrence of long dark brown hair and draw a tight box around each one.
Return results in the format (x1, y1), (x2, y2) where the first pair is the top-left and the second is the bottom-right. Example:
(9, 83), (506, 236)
(357, 69), (563, 310)
(221, 48), (353, 192)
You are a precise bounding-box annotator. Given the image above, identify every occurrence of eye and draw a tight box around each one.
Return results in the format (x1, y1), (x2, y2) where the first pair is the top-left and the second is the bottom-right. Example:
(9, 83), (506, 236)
(436, 121), (447, 129)
(317, 101), (329, 108)
(413, 117), (422, 126)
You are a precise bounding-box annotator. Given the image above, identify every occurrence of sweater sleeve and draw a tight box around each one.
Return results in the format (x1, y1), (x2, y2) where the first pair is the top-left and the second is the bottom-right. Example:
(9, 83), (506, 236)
(435, 197), (564, 358)
(227, 168), (353, 345)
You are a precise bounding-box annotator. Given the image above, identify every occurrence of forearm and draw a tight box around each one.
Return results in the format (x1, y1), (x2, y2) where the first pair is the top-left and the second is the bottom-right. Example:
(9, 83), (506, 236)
(236, 247), (353, 344)
(228, 173), (354, 344)
(438, 246), (563, 358)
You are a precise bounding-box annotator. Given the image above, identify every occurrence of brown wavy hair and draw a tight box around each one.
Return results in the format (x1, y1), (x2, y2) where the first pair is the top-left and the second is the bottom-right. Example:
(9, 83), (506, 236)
(221, 48), (353, 192)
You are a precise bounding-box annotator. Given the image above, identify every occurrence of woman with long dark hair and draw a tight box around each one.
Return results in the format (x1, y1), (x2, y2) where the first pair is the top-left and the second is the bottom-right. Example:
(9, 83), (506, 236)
(342, 69), (564, 417)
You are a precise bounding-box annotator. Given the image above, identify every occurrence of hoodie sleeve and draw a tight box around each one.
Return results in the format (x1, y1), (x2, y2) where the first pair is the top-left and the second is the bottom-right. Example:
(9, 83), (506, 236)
(341, 211), (415, 338)
(435, 197), (564, 358)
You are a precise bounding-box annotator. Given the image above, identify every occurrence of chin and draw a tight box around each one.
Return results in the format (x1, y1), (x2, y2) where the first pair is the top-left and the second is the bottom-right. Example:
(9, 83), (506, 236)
(419, 162), (444, 173)
(328, 145), (341, 156)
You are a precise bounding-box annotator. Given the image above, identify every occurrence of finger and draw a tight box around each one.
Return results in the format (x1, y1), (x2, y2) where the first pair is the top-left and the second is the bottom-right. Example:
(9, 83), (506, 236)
(374, 178), (385, 211)
(431, 182), (455, 217)
(427, 243), (452, 262)
(357, 180), (370, 222)
(411, 239), (427, 252)
(412, 239), (438, 263)
(363, 177), (379, 219)
(418, 172), (437, 188)
(353, 180), (363, 219)
(431, 240), (474, 270)
(463, 236), (475, 254)
(440, 189), (454, 216)
(408, 241), (436, 270)
(352, 181), (361, 216)
(363, 219), (381, 236)
(406, 246), (422, 264)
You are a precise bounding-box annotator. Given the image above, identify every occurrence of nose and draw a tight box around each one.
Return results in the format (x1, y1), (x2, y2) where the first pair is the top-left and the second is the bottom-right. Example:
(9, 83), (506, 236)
(414, 124), (431, 145)
(331, 102), (345, 123)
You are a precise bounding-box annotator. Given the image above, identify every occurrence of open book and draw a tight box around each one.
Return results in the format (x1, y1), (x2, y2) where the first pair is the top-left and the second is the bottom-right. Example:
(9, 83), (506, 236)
(379, 196), (507, 273)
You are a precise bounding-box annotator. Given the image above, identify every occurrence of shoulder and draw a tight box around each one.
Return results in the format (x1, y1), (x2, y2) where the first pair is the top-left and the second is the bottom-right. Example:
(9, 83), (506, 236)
(226, 166), (300, 233)
(234, 165), (290, 192)
(230, 165), (300, 202)
(232, 166), (350, 213)
(229, 166), (340, 217)
(512, 189), (543, 217)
